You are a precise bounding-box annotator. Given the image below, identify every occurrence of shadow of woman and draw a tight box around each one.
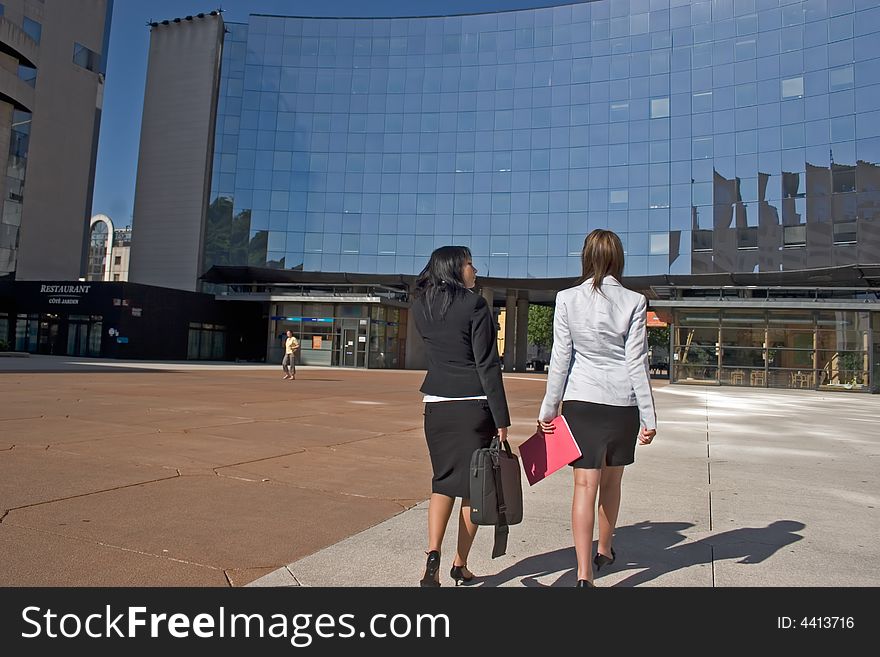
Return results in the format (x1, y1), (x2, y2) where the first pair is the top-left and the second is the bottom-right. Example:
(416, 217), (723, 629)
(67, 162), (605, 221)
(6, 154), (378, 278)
(473, 546), (577, 587)
(609, 519), (806, 587)
(474, 520), (804, 587)
(476, 521), (693, 587)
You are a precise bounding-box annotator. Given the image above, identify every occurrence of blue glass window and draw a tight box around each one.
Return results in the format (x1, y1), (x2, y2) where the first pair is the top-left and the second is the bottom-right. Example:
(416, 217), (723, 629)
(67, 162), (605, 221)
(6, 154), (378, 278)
(23, 16), (41, 43)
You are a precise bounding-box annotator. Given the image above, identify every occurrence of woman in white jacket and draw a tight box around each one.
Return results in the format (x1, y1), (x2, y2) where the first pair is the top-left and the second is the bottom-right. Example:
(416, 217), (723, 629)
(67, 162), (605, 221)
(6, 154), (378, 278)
(537, 229), (657, 587)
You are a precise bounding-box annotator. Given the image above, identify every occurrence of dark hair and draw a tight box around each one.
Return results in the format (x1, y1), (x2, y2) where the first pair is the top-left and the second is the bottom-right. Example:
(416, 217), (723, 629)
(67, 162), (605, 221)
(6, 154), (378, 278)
(579, 229), (625, 293)
(413, 245), (472, 320)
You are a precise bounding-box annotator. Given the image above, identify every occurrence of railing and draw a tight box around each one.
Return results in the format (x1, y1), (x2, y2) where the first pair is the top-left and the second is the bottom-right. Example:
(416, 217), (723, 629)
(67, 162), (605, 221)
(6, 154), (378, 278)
(221, 282), (409, 302)
(655, 285), (880, 303)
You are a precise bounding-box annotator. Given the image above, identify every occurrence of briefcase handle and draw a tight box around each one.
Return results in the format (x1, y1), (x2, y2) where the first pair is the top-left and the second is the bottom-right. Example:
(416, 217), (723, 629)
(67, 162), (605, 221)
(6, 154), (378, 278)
(490, 434), (514, 458)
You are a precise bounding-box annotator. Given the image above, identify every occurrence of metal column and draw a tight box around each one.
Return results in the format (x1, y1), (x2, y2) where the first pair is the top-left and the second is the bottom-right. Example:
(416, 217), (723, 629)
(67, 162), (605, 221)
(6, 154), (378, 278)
(504, 290), (517, 371)
(515, 295), (529, 372)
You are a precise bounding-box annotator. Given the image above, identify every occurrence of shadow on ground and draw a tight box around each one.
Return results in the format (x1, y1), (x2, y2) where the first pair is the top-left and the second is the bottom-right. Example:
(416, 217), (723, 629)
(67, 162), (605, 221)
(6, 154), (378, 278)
(474, 519), (805, 587)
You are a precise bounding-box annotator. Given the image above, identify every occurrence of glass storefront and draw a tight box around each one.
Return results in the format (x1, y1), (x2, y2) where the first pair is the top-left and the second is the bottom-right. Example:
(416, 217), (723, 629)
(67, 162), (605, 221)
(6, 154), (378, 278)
(369, 305), (406, 368)
(874, 313), (880, 393)
(269, 301), (406, 368)
(672, 308), (876, 391)
(187, 322), (227, 360)
(9, 313), (103, 357)
(0, 313), (8, 350)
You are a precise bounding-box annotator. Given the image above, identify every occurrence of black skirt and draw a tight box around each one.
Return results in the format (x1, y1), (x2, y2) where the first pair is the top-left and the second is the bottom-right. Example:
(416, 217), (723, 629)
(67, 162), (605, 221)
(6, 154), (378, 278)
(562, 400), (640, 469)
(424, 400), (496, 498)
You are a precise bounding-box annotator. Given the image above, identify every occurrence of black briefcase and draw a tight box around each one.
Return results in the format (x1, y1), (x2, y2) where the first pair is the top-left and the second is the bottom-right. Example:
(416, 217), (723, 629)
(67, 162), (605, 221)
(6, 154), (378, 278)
(469, 436), (523, 558)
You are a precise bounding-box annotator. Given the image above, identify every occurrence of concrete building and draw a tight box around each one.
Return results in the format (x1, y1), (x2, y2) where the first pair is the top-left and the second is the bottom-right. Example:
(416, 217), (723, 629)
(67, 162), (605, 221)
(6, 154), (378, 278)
(128, 3), (879, 389)
(108, 224), (131, 282)
(127, 11), (224, 292)
(0, 0), (113, 280)
(0, 7), (269, 362)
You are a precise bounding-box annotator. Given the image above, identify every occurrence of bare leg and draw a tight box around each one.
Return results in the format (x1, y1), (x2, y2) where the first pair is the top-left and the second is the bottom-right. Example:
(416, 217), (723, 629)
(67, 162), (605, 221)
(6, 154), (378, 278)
(427, 493), (455, 552)
(572, 468), (602, 582)
(597, 466), (625, 557)
(454, 498), (478, 576)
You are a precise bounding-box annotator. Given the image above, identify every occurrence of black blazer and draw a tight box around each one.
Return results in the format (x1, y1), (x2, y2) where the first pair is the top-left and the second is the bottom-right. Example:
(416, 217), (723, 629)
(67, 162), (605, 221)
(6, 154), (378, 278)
(413, 290), (510, 428)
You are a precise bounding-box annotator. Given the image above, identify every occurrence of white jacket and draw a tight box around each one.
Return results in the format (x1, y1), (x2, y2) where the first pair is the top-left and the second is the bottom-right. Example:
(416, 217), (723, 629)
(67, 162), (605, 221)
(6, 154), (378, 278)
(538, 276), (657, 429)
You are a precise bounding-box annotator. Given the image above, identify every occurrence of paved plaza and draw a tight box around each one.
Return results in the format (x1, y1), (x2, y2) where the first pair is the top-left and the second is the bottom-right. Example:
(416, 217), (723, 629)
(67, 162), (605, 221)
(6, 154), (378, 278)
(1, 355), (877, 586)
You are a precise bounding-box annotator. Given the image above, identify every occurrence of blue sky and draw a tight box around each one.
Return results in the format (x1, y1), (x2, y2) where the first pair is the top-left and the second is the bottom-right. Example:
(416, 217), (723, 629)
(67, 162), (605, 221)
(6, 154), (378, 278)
(92, 0), (572, 226)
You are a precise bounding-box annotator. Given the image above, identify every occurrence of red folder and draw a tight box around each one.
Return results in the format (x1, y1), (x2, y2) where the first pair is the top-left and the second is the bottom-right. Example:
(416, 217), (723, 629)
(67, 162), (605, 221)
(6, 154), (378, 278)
(518, 415), (582, 486)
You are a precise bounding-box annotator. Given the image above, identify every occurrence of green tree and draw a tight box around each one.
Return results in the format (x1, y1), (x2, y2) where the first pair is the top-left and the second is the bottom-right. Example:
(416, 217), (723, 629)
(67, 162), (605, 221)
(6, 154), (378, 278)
(839, 352), (863, 385)
(203, 198), (254, 269)
(648, 326), (669, 351)
(248, 230), (268, 267)
(528, 304), (554, 351)
(230, 208), (251, 264)
(203, 196), (234, 271)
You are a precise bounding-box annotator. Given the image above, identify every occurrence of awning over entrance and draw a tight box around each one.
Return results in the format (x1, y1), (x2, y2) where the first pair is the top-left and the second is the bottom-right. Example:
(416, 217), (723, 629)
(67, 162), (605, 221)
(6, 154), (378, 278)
(647, 311), (667, 327)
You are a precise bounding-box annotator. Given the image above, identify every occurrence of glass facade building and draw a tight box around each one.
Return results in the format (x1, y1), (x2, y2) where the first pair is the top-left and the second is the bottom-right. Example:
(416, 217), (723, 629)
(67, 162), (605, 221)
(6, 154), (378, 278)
(204, 0), (880, 282)
(139, 0), (879, 384)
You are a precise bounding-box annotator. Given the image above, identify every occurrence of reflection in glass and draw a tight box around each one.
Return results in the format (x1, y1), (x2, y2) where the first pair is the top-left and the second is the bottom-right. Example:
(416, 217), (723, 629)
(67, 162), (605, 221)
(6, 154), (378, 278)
(87, 221), (109, 280)
(199, 4), (880, 282)
(781, 76), (804, 98)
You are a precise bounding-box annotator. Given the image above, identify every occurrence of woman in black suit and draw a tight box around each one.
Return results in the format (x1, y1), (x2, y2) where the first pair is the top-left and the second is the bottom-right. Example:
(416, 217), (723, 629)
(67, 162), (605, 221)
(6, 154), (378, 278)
(412, 246), (510, 587)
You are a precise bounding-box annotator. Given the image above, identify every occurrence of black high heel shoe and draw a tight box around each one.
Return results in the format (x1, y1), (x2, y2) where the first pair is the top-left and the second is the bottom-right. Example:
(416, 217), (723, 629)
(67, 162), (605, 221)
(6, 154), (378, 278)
(420, 550), (441, 587)
(450, 563), (475, 586)
(593, 547), (616, 571)
(575, 579), (594, 587)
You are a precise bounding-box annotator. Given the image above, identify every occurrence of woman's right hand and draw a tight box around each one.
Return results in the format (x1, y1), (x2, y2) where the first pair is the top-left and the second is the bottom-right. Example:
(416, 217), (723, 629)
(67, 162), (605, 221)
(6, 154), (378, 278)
(497, 426), (509, 442)
(638, 427), (656, 445)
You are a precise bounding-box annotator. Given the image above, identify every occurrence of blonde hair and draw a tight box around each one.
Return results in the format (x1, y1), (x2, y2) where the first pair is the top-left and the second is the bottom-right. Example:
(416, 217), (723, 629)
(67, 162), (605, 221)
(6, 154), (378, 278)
(580, 229), (625, 292)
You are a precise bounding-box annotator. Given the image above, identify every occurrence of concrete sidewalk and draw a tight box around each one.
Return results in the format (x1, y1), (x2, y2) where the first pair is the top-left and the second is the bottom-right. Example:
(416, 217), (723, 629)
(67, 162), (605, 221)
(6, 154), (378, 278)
(250, 383), (880, 587)
(1, 355), (877, 586)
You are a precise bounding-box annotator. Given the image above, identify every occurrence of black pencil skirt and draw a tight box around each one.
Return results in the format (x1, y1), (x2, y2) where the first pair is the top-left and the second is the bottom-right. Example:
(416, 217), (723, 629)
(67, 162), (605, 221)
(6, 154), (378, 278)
(562, 400), (640, 469)
(424, 400), (496, 498)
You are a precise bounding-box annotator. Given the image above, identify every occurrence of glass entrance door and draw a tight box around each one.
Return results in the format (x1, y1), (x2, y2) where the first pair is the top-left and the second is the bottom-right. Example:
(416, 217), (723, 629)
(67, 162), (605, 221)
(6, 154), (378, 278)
(67, 320), (89, 356)
(38, 316), (61, 355)
(342, 328), (357, 367)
